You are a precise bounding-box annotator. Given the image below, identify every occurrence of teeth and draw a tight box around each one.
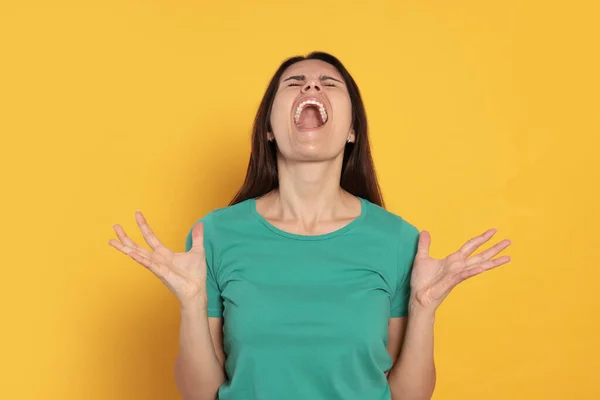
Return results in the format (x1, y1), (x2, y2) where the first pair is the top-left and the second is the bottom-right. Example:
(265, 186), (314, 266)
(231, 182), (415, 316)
(294, 99), (328, 124)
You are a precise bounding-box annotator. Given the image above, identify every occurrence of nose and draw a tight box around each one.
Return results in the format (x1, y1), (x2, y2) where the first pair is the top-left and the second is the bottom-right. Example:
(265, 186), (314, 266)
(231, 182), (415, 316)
(301, 79), (322, 93)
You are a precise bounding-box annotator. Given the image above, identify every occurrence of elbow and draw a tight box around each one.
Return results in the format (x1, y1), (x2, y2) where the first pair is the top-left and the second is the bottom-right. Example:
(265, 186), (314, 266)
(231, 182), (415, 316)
(391, 393), (435, 400)
(174, 359), (220, 400)
(390, 374), (437, 400)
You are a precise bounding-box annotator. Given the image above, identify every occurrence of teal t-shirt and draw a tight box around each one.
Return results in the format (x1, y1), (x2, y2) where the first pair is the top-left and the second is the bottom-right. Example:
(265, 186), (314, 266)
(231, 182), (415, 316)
(185, 196), (420, 400)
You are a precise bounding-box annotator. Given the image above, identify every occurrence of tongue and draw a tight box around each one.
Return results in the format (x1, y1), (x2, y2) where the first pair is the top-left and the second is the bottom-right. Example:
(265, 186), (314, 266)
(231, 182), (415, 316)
(296, 106), (322, 130)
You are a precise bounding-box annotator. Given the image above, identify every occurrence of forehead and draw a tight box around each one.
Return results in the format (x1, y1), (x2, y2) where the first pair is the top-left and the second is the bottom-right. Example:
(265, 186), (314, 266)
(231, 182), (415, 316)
(280, 59), (343, 81)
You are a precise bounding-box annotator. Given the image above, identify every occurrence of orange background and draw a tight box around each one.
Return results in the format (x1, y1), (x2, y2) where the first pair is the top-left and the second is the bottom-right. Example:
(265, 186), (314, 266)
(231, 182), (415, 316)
(1, 1), (598, 399)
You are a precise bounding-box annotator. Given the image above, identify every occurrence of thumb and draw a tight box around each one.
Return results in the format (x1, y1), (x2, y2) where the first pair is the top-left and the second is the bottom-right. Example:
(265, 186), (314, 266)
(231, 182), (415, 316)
(189, 222), (205, 252)
(416, 230), (431, 257)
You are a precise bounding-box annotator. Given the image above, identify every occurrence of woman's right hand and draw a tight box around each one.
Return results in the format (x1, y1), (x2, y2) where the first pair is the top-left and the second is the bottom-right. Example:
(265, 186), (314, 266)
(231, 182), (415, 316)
(108, 211), (208, 308)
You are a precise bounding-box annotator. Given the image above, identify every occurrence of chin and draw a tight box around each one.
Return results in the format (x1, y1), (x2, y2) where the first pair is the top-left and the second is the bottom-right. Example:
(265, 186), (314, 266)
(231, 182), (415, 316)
(291, 125), (329, 143)
(280, 127), (344, 162)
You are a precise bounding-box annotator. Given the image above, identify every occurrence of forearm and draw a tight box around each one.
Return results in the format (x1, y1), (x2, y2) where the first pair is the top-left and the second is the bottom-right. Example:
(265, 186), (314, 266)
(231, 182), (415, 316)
(174, 298), (226, 400)
(388, 301), (437, 400)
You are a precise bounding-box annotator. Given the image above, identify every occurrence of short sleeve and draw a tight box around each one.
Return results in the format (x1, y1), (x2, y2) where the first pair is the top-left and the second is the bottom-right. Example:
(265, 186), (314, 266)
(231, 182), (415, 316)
(390, 223), (420, 318)
(185, 216), (223, 317)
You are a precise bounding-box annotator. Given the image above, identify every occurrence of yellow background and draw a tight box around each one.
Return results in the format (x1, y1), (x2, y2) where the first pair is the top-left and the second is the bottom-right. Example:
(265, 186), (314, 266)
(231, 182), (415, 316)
(1, 1), (598, 399)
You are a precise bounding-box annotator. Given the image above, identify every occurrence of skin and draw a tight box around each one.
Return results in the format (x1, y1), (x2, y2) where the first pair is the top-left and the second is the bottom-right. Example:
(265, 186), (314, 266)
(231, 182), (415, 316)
(386, 229), (511, 400)
(258, 59), (359, 236)
(108, 59), (512, 400)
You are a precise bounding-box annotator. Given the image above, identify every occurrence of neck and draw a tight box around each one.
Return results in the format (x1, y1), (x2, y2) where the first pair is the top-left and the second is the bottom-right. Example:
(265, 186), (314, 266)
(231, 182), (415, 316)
(270, 156), (347, 221)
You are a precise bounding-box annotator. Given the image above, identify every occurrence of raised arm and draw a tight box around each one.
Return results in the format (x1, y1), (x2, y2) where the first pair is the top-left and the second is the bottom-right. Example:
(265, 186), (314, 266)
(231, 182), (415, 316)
(108, 213), (226, 400)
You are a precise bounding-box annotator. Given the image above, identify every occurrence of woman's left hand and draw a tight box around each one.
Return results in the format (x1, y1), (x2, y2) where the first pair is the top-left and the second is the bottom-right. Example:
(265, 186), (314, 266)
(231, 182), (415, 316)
(409, 228), (512, 313)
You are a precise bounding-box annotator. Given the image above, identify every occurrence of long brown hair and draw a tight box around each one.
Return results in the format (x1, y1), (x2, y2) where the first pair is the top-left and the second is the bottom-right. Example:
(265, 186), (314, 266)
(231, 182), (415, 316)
(229, 51), (385, 208)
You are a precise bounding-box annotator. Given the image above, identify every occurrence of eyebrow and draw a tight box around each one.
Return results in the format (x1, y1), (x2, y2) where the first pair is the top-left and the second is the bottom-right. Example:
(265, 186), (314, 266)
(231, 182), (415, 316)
(281, 74), (344, 84)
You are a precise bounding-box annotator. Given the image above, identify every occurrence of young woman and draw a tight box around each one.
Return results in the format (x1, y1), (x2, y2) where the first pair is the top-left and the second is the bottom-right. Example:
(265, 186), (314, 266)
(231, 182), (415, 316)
(109, 52), (512, 400)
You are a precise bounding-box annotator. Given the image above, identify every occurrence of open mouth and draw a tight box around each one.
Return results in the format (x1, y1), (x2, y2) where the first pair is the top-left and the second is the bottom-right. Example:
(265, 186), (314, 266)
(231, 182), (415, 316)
(293, 98), (329, 131)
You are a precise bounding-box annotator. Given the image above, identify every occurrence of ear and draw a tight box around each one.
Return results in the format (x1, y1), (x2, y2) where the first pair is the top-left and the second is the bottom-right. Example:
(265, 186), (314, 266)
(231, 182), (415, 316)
(347, 128), (356, 143)
(267, 132), (275, 142)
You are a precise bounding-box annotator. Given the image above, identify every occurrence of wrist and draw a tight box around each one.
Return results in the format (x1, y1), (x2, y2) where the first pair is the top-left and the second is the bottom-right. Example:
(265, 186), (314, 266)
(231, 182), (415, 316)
(179, 293), (208, 314)
(408, 296), (437, 319)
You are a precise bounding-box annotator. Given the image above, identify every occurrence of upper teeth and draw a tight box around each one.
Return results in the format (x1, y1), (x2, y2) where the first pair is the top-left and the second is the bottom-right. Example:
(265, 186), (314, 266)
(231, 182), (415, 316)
(294, 99), (328, 124)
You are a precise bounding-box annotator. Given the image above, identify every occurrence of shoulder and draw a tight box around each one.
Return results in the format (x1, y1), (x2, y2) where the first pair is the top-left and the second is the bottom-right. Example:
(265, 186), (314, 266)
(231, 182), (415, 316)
(187, 199), (255, 235)
(360, 199), (420, 287)
(185, 199), (254, 250)
(362, 198), (420, 244)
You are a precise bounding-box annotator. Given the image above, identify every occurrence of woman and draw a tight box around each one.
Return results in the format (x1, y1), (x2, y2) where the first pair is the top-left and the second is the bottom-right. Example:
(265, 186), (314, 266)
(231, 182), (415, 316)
(109, 51), (512, 400)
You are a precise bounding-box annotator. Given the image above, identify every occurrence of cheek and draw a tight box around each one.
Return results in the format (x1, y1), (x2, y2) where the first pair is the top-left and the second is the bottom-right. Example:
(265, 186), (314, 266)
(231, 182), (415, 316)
(332, 97), (353, 128)
(269, 95), (293, 130)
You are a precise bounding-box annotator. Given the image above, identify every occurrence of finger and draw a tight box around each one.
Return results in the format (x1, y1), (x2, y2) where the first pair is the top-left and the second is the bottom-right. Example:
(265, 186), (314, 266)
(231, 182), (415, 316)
(111, 224), (152, 257)
(129, 250), (163, 277)
(189, 222), (205, 253)
(135, 211), (165, 250)
(466, 239), (512, 267)
(416, 230), (430, 258)
(468, 255), (511, 272)
(108, 238), (152, 263)
(113, 224), (138, 249)
(108, 238), (130, 254)
(458, 228), (497, 258)
(455, 266), (484, 283)
(449, 255), (511, 287)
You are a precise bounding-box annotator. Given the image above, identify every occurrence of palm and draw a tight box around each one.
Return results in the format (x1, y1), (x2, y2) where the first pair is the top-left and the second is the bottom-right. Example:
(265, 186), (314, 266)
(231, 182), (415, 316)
(410, 228), (512, 310)
(108, 211), (207, 305)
